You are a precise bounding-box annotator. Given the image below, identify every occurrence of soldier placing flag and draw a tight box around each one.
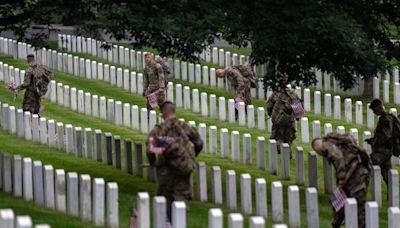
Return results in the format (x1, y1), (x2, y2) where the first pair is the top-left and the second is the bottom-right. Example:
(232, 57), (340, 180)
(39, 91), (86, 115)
(15, 54), (53, 116)
(216, 63), (258, 119)
(312, 133), (371, 228)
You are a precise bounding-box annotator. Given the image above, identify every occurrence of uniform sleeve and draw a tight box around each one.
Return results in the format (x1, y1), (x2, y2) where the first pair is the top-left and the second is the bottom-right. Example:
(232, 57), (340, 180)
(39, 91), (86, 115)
(374, 115), (393, 146)
(157, 64), (165, 88)
(143, 68), (149, 95)
(323, 142), (347, 183)
(235, 73), (247, 95)
(17, 70), (32, 91)
(186, 125), (204, 156)
(266, 93), (277, 116)
(146, 126), (159, 166)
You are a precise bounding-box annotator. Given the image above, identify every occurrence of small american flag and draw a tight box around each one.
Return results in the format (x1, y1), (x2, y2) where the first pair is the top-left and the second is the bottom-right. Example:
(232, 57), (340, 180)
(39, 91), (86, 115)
(147, 92), (158, 108)
(331, 187), (347, 212)
(291, 100), (305, 118)
(148, 136), (174, 154)
(234, 96), (245, 110)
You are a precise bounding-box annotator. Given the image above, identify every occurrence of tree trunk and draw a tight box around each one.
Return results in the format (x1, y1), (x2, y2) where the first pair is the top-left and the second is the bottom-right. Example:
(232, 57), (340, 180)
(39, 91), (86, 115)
(363, 77), (373, 98)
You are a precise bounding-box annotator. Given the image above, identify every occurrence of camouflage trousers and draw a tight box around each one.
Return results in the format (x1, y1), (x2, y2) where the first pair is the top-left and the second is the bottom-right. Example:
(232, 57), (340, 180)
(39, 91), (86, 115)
(270, 120), (296, 152)
(146, 90), (165, 111)
(370, 152), (392, 186)
(22, 90), (41, 115)
(332, 188), (368, 228)
(156, 171), (192, 221)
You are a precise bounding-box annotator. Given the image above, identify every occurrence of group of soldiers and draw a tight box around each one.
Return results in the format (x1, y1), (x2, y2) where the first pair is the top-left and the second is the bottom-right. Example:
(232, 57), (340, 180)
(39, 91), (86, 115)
(18, 53), (400, 228)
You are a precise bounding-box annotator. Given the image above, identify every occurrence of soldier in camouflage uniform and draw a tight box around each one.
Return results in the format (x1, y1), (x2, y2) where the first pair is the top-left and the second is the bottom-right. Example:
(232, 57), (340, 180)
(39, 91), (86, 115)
(143, 53), (166, 110)
(266, 85), (300, 153)
(312, 133), (371, 228)
(146, 101), (203, 221)
(366, 99), (394, 186)
(16, 54), (44, 115)
(216, 63), (255, 106)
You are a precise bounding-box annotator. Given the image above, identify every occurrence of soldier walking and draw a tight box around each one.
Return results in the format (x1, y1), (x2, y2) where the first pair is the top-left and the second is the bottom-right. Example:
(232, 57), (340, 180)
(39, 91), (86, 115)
(312, 133), (371, 228)
(366, 99), (397, 186)
(143, 53), (166, 110)
(16, 54), (52, 116)
(266, 76), (302, 154)
(146, 101), (203, 222)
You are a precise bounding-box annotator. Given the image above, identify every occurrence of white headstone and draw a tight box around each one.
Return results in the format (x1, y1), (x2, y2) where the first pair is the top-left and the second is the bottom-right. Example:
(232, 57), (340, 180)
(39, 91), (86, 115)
(306, 188), (319, 228)
(314, 91), (321, 115)
(55, 169), (66, 212)
(226, 170), (237, 209)
(271, 181), (283, 223)
(107, 182), (119, 228)
(345, 198), (358, 228)
(67, 172), (79, 216)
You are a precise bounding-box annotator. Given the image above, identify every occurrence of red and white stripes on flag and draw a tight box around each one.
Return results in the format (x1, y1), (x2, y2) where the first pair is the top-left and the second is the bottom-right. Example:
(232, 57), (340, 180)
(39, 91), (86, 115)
(331, 187), (347, 212)
(291, 100), (305, 118)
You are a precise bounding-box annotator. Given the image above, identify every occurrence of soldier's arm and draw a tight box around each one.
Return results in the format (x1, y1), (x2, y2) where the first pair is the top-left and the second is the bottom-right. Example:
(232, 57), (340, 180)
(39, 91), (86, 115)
(156, 64), (165, 89)
(143, 70), (149, 95)
(374, 116), (393, 145)
(146, 126), (159, 166)
(17, 70), (32, 91)
(266, 93), (276, 116)
(186, 125), (204, 156)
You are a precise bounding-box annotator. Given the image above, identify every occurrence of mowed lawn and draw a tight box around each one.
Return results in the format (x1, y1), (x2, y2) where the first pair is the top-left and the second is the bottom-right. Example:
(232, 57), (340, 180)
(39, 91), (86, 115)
(0, 50), (394, 227)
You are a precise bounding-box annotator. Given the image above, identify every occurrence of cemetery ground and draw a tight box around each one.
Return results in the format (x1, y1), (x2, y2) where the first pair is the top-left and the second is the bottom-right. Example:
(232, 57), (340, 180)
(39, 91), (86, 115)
(0, 42), (397, 227)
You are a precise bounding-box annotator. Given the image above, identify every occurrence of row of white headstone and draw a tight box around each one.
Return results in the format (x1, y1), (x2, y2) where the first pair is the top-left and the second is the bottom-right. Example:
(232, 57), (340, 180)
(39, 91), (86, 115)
(1, 98), (394, 211)
(55, 34), (271, 98)
(0, 35), (385, 134)
(59, 34), (400, 106)
(0, 38), (269, 128)
(313, 68), (400, 104)
(198, 47), (400, 102)
(0, 48), (382, 141)
(136, 192), (268, 228)
(0, 152), (119, 227)
(0, 208), (50, 228)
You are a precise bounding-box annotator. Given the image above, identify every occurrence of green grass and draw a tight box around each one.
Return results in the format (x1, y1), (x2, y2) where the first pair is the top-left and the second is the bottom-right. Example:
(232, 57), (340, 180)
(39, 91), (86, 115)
(0, 51), (394, 227)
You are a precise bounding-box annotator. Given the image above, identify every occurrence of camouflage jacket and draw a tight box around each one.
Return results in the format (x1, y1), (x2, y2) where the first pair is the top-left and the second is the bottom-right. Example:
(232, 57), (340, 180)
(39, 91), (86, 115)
(18, 63), (39, 92)
(321, 133), (371, 194)
(146, 117), (203, 171)
(143, 62), (165, 95)
(371, 112), (394, 156)
(266, 88), (299, 124)
(225, 64), (252, 96)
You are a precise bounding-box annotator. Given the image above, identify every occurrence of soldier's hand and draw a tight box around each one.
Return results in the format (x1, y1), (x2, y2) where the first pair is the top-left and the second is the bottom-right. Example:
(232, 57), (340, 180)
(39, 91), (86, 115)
(364, 138), (373, 144)
(158, 87), (164, 92)
(338, 180), (345, 188)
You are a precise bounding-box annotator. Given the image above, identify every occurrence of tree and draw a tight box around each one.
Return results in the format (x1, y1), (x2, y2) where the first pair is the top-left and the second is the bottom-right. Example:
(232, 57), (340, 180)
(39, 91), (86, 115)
(2, 0), (400, 93)
(75, 0), (400, 92)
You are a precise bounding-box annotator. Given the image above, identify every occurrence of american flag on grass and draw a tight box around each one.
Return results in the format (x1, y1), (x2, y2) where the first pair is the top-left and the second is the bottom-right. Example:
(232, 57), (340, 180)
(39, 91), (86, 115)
(331, 187), (347, 212)
(291, 100), (305, 118)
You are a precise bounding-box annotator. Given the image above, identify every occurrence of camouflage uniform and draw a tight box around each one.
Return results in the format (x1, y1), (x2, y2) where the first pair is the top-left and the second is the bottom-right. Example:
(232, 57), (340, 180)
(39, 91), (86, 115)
(143, 62), (165, 110)
(266, 88), (299, 151)
(146, 117), (203, 221)
(370, 111), (394, 186)
(225, 64), (253, 105)
(17, 63), (41, 114)
(321, 133), (371, 228)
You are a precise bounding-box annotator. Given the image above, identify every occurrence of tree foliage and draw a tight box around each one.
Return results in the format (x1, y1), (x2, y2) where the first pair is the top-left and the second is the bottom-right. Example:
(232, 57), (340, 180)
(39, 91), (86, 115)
(2, 0), (400, 91)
